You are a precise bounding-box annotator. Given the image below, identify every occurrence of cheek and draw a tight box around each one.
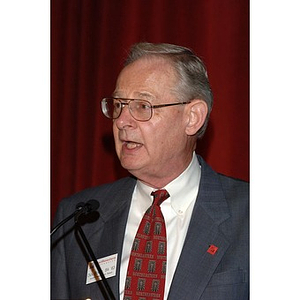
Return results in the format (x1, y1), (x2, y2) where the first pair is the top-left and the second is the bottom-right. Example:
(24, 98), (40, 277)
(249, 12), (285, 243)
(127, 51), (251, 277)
(112, 126), (121, 152)
(154, 123), (186, 152)
(147, 128), (175, 152)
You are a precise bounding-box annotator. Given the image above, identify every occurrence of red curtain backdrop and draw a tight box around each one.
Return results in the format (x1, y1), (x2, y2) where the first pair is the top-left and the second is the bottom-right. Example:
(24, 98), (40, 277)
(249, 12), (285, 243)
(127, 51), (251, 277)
(51, 0), (249, 220)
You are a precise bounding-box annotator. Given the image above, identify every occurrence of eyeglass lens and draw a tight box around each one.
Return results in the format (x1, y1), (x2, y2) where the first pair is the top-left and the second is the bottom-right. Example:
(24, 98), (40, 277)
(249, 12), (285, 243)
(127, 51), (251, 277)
(102, 98), (152, 121)
(102, 98), (191, 121)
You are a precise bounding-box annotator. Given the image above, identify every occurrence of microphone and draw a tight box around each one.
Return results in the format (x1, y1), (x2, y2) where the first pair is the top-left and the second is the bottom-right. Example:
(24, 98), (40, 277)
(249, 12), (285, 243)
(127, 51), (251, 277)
(51, 199), (116, 299)
(76, 199), (100, 216)
(50, 199), (99, 236)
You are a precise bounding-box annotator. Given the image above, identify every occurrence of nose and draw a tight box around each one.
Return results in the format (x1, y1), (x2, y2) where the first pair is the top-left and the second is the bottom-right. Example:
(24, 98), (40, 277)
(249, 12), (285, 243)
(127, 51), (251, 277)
(114, 103), (136, 129)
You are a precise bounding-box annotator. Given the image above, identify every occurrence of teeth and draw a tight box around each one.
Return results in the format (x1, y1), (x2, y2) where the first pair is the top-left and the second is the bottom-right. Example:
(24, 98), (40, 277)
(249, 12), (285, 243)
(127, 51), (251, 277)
(125, 142), (141, 149)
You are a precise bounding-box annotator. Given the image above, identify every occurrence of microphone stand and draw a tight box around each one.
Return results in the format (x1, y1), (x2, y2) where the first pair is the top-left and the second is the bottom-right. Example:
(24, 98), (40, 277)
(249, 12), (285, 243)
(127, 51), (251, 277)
(51, 200), (99, 236)
(74, 215), (116, 300)
(51, 209), (80, 236)
(51, 200), (116, 300)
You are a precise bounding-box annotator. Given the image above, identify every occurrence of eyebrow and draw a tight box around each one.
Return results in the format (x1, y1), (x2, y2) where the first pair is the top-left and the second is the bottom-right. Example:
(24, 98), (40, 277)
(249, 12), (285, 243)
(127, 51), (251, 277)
(137, 92), (156, 102)
(112, 91), (155, 101)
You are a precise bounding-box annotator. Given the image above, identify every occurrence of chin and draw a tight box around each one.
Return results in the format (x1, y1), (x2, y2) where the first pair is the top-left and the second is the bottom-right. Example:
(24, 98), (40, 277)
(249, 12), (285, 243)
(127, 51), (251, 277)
(120, 159), (151, 180)
(120, 158), (142, 173)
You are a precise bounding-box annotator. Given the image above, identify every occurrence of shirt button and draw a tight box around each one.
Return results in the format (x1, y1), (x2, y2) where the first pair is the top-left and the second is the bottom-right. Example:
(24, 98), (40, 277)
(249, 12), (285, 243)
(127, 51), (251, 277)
(178, 210), (183, 215)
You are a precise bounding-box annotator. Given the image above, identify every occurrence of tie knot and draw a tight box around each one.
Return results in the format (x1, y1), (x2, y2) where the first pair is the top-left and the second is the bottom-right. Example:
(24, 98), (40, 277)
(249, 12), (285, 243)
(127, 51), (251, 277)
(151, 189), (170, 206)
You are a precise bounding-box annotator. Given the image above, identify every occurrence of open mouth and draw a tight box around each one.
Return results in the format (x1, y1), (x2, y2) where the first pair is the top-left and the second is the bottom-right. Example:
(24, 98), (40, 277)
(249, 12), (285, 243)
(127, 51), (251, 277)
(123, 141), (143, 150)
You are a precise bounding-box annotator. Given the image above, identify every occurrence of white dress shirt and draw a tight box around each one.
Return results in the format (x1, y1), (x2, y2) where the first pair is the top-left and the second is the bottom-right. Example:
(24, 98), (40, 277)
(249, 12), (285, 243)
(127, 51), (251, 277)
(119, 152), (201, 299)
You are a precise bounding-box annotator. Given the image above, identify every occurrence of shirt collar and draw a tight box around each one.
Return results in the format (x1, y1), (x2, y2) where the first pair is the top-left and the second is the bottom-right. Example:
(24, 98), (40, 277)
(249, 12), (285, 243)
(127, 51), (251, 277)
(164, 152), (201, 215)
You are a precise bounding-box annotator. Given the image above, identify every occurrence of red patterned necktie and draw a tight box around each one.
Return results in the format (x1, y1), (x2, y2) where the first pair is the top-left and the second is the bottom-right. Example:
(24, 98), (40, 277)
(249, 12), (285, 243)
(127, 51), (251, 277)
(124, 189), (169, 300)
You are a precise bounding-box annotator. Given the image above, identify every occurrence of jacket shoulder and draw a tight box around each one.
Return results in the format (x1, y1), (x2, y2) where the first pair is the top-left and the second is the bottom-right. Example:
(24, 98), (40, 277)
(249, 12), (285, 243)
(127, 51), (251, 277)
(63, 176), (135, 201)
(54, 176), (136, 220)
(217, 173), (249, 200)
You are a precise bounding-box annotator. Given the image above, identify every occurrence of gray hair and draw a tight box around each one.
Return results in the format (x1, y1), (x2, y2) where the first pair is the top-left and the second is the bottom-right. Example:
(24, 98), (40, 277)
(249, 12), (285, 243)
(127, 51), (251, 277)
(124, 42), (213, 138)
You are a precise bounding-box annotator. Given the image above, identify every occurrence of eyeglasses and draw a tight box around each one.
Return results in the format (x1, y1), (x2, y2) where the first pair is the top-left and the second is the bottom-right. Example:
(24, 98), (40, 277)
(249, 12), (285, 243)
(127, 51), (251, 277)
(101, 97), (191, 122)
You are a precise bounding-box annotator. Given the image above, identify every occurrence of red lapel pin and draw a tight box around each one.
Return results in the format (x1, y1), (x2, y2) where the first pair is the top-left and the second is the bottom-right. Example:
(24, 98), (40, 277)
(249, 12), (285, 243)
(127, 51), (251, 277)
(207, 244), (218, 255)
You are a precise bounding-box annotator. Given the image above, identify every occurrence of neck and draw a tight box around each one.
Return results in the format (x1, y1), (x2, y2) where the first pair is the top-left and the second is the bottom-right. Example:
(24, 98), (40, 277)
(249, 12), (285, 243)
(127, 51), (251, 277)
(137, 153), (195, 189)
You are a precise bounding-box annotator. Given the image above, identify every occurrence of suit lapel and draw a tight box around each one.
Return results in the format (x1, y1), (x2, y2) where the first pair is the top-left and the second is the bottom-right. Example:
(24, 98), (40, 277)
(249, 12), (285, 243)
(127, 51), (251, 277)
(168, 157), (231, 299)
(83, 177), (137, 300)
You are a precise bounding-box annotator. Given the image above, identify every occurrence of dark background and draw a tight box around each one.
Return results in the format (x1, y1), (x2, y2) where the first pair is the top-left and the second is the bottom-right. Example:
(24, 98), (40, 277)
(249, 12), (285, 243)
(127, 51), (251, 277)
(51, 0), (249, 220)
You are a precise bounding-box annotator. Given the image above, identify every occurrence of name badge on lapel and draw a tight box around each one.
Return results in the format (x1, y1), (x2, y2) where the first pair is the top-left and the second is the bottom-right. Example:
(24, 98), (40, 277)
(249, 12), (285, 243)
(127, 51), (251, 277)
(86, 253), (118, 284)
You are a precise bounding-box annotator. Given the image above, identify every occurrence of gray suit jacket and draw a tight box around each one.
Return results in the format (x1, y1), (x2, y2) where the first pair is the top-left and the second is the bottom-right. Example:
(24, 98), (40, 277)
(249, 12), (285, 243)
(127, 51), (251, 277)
(51, 156), (249, 299)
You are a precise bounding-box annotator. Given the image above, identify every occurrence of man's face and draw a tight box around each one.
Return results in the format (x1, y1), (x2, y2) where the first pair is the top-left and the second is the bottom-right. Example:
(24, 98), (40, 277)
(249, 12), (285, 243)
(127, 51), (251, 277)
(112, 57), (193, 188)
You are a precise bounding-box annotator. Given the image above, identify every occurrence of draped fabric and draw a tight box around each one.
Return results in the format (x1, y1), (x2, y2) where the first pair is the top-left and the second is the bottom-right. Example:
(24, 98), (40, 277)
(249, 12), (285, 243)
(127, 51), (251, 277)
(51, 0), (249, 220)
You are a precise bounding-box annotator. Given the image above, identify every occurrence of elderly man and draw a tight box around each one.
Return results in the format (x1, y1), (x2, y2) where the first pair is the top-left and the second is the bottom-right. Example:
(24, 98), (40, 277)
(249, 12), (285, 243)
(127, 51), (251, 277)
(51, 42), (249, 300)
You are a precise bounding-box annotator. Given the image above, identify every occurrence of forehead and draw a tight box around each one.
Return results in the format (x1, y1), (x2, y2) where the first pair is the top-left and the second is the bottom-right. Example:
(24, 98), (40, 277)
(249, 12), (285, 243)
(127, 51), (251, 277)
(114, 57), (178, 99)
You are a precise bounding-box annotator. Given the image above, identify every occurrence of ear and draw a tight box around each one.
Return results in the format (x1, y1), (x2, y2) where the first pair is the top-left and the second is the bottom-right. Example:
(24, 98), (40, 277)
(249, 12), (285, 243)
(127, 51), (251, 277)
(185, 100), (208, 136)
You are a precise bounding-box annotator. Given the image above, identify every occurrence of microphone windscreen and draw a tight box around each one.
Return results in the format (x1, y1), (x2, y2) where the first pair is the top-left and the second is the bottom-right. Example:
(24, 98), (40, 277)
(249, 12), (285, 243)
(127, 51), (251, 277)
(86, 199), (100, 212)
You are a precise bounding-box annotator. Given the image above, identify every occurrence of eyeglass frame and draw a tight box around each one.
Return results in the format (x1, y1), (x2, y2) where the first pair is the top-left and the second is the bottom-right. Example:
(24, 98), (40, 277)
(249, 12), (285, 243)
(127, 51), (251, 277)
(101, 97), (191, 122)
